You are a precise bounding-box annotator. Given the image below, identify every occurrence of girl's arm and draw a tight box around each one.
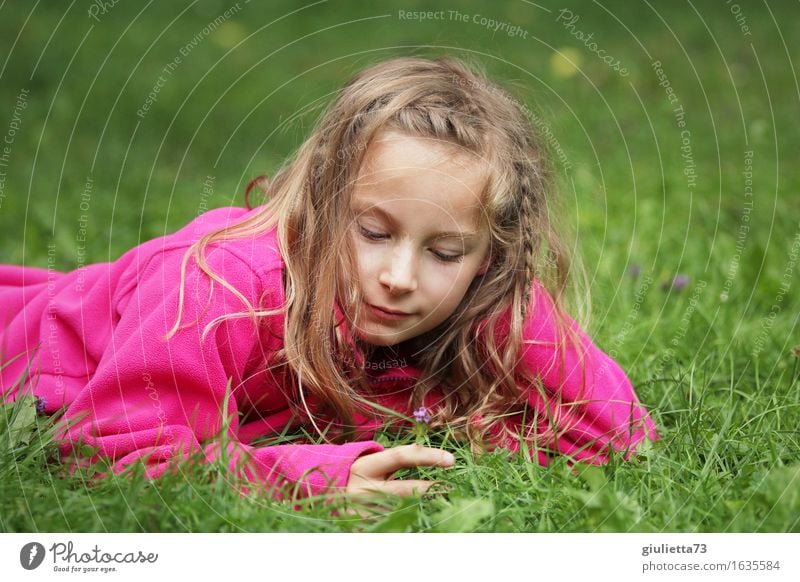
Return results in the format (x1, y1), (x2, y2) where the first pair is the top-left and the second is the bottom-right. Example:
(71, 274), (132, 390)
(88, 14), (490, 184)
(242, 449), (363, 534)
(55, 245), (382, 499)
(489, 280), (659, 465)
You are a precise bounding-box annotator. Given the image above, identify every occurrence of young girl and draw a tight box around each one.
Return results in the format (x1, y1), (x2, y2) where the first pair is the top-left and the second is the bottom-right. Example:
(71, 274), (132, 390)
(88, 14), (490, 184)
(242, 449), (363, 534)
(1, 56), (658, 501)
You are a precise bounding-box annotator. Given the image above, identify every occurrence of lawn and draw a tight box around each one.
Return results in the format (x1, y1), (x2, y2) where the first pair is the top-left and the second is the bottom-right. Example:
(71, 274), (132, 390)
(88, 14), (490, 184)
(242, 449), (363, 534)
(1, 0), (798, 532)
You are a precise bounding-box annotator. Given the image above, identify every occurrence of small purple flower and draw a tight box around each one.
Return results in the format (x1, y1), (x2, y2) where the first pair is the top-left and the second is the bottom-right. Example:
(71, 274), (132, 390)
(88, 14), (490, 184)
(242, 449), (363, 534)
(413, 406), (431, 424)
(671, 274), (690, 291)
(627, 264), (641, 279)
(662, 274), (690, 292)
(35, 397), (47, 414)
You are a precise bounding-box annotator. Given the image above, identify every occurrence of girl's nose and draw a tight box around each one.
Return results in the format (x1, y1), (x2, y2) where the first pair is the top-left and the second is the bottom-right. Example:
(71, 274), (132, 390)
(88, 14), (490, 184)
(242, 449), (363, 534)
(379, 247), (418, 293)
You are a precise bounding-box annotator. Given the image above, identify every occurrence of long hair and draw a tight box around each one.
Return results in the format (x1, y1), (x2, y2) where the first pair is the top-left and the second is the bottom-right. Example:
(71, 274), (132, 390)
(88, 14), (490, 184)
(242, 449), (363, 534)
(168, 55), (588, 453)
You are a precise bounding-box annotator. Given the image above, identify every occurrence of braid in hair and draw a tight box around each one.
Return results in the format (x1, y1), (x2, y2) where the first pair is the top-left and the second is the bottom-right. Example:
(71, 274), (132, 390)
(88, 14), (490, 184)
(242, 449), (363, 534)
(516, 158), (539, 323)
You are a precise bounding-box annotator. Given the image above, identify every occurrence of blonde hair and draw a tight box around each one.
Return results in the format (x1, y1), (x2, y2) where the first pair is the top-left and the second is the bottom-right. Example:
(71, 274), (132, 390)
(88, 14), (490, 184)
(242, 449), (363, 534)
(168, 55), (588, 454)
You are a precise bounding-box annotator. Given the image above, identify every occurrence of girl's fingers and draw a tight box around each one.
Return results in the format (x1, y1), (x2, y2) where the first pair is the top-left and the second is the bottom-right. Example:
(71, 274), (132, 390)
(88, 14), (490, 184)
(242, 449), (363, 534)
(354, 479), (436, 498)
(382, 479), (437, 497)
(356, 444), (455, 478)
(346, 445), (455, 501)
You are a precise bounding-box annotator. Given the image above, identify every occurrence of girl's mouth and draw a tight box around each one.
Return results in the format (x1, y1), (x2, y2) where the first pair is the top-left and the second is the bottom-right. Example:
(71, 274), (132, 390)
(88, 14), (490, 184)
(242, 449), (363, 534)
(366, 303), (413, 321)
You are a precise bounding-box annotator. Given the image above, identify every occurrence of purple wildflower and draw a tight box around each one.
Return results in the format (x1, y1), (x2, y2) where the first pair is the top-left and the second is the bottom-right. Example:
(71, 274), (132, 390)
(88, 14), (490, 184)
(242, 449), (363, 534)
(662, 274), (690, 292)
(671, 274), (690, 291)
(627, 264), (641, 279)
(413, 406), (431, 424)
(35, 397), (47, 414)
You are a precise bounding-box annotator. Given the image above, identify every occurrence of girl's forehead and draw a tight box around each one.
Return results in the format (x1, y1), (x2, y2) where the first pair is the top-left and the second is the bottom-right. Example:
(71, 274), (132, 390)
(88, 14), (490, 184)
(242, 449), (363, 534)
(348, 131), (492, 238)
(356, 130), (488, 188)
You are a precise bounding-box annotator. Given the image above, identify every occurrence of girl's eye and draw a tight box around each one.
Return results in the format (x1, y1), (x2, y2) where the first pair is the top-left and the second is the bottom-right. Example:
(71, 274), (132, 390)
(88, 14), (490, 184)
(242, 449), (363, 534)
(358, 224), (464, 263)
(432, 250), (465, 263)
(358, 225), (388, 241)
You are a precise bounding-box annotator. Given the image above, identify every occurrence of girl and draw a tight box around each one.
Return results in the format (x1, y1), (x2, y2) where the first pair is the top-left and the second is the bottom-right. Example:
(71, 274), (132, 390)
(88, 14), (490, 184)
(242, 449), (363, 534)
(1, 56), (658, 501)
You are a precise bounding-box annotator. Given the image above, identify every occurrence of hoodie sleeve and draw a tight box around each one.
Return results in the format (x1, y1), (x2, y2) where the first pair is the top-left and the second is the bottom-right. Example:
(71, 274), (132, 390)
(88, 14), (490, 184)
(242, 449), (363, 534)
(487, 281), (659, 466)
(56, 245), (383, 499)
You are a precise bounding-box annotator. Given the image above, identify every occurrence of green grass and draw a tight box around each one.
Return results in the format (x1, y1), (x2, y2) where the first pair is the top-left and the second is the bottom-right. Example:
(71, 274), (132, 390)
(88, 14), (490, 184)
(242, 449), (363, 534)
(2, 349), (799, 532)
(1, 0), (799, 532)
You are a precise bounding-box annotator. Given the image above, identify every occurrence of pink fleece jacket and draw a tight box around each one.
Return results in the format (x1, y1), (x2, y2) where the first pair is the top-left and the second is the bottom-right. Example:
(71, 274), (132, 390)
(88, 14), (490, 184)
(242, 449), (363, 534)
(1, 205), (658, 498)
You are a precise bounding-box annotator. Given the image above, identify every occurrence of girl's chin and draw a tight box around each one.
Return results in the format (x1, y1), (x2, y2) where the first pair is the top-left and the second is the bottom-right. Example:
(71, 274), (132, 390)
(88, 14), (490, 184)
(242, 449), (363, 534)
(354, 330), (400, 347)
(353, 322), (407, 347)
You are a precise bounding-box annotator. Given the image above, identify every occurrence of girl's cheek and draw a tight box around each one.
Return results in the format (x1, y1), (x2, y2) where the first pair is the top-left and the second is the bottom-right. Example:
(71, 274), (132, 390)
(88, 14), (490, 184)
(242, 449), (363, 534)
(434, 266), (474, 299)
(352, 241), (382, 274)
(425, 267), (457, 291)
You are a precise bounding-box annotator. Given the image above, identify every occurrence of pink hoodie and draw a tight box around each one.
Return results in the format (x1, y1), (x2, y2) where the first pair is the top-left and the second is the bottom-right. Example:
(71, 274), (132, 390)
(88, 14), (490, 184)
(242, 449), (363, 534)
(1, 205), (658, 498)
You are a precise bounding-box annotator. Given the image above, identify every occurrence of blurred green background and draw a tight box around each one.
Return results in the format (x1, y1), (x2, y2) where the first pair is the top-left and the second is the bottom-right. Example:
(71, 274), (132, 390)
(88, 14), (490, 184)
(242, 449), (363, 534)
(2, 0), (797, 355)
(2, 0), (798, 399)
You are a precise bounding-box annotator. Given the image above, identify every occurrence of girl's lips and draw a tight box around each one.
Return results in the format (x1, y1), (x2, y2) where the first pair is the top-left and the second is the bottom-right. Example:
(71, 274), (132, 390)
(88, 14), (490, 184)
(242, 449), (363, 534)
(366, 303), (413, 321)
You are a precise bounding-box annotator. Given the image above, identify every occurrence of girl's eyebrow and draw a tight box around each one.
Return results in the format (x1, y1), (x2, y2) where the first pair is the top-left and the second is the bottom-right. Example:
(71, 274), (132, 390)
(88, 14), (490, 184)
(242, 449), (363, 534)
(353, 203), (479, 242)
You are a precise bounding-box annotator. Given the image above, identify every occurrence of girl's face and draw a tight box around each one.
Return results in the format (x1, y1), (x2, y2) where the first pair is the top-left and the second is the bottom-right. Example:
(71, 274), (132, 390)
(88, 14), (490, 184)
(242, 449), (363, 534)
(348, 130), (491, 347)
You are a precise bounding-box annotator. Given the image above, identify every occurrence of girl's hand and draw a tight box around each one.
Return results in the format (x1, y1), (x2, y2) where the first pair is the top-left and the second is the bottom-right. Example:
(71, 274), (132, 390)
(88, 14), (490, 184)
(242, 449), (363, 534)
(345, 443), (455, 498)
